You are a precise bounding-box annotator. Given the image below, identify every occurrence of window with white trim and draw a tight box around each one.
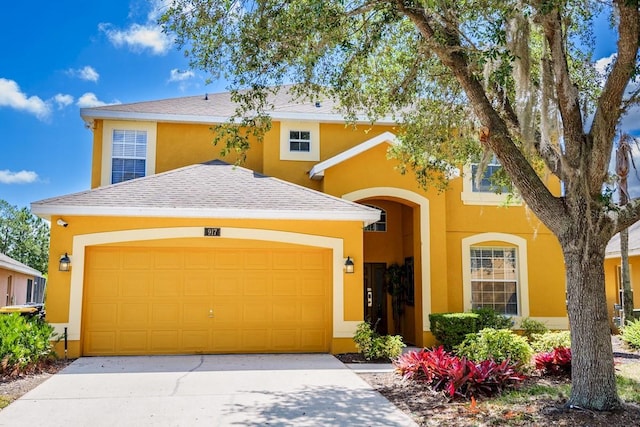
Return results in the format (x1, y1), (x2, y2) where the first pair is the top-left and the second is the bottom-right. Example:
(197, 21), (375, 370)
(364, 205), (386, 232)
(111, 129), (147, 184)
(470, 247), (518, 315)
(289, 130), (311, 152)
(471, 155), (508, 193)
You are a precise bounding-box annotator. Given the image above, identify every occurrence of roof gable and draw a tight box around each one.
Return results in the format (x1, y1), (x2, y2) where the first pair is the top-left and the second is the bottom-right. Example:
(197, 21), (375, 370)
(309, 131), (400, 179)
(31, 160), (379, 225)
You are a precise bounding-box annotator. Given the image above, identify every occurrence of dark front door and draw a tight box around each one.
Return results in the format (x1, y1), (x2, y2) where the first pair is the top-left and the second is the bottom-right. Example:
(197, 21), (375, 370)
(364, 263), (387, 334)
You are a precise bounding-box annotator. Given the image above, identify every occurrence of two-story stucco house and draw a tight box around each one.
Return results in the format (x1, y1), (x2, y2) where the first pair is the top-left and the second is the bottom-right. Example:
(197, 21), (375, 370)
(32, 87), (569, 358)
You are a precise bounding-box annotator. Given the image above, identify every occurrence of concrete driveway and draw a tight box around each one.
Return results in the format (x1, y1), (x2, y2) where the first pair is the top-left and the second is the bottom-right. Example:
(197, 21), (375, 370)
(0, 354), (416, 426)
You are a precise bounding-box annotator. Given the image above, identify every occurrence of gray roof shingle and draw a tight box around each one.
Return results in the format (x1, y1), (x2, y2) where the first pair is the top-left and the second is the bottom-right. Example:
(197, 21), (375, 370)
(80, 85), (394, 124)
(606, 221), (640, 258)
(31, 160), (380, 224)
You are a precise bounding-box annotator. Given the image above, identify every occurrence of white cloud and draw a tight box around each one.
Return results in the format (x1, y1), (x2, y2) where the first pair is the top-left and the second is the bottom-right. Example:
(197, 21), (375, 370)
(75, 65), (100, 82)
(99, 22), (171, 55)
(0, 78), (51, 120)
(168, 69), (195, 82)
(595, 54), (616, 77)
(53, 93), (74, 109)
(0, 170), (38, 184)
(76, 93), (108, 108)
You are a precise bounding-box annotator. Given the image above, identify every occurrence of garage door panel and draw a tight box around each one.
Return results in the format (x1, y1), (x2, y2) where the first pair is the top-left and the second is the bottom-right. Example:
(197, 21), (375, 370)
(84, 246), (331, 355)
(300, 276), (326, 296)
(119, 303), (149, 327)
(120, 272), (151, 298)
(183, 271), (213, 296)
(88, 272), (120, 298)
(152, 271), (183, 297)
(150, 330), (180, 352)
(88, 248), (121, 270)
(243, 273), (271, 296)
(86, 331), (117, 354)
(301, 252), (326, 270)
(184, 250), (213, 270)
(182, 330), (210, 351)
(301, 329), (326, 350)
(212, 331), (241, 351)
(272, 251), (299, 270)
(119, 331), (148, 352)
(272, 276), (298, 296)
(272, 329), (299, 349)
(122, 250), (152, 270)
(151, 303), (180, 323)
(86, 302), (118, 325)
(154, 249), (184, 270)
(213, 274), (242, 296)
(215, 251), (244, 269)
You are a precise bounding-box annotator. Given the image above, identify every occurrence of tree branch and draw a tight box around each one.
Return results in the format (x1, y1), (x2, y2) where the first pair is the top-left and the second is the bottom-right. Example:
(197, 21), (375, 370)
(537, 6), (585, 171)
(589, 0), (640, 195)
(396, 2), (566, 231)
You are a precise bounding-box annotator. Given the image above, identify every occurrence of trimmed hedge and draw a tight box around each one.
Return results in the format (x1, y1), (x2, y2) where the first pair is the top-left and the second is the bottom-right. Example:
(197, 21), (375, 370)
(429, 308), (514, 350)
(429, 312), (479, 350)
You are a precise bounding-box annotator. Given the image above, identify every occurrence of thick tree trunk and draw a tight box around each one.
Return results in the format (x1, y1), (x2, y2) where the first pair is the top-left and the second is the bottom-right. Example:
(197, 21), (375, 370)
(562, 235), (621, 410)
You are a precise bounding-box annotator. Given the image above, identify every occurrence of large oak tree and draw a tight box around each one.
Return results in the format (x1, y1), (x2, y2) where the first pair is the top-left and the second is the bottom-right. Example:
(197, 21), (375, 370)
(161, 0), (640, 410)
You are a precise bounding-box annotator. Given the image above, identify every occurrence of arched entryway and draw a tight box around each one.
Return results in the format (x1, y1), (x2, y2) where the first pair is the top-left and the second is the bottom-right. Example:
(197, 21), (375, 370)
(343, 188), (431, 347)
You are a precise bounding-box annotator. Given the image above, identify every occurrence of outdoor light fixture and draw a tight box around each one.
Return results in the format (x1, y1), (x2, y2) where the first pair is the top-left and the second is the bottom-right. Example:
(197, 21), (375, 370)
(59, 253), (71, 272)
(344, 256), (355, 274)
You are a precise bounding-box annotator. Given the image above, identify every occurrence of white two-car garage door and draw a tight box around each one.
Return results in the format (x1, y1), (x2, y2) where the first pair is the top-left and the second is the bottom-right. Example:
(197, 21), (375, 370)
(82, 245), (332, 355)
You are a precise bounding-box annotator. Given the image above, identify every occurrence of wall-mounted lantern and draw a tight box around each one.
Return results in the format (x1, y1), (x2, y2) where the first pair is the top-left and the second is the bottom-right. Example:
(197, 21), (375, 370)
(344, 256), (355, 274)
(59, 253), (71, 272)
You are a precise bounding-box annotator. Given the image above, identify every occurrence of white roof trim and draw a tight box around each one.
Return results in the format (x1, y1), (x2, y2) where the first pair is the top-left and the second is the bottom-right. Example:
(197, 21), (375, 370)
(80, 109), (397, 126)
(31, 205), (381, 226)
(309, 131), (400, 179)
(0, 258), (41, 277)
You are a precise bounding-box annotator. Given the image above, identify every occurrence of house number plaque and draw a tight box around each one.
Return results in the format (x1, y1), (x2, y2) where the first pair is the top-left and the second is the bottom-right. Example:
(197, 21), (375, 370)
(204, 227), (221, 236)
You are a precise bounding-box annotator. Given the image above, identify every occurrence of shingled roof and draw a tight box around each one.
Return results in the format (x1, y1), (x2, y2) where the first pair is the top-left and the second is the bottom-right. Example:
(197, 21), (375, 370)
(606, 221), (640, 258)
(80, 85), (395, 125)
(31, 160), (380, 224)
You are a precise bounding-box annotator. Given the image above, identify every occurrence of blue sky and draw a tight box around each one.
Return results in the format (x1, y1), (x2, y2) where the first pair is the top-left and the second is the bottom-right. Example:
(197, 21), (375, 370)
(0, 1), (632, 209)
(0, 0), (227, 209)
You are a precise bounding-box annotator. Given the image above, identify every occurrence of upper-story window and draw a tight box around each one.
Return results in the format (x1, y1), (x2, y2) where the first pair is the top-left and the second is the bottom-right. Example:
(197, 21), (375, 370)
(364, 205), (386, 232)
(289, 130), (311, 152)
(461, 155), (519, 206)
(279, 121), (320, 161)
(111, 129), (147, 184)
(471, 155), (508, 193)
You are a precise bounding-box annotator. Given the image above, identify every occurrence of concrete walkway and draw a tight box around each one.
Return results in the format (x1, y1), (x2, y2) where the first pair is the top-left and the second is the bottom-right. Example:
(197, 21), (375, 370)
(0, 354), (416, 426)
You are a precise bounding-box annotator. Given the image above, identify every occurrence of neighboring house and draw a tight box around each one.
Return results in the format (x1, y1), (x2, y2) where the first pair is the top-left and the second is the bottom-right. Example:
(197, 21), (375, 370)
(0, 252), (44, 306)
(31, 87), (568, 358)
(604, 221), (640, 325)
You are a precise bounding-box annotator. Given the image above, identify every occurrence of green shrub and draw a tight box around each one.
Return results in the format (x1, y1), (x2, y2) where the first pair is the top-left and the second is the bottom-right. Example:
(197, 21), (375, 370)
(353, 322), (405, 360)
(621, 318), (640, 349)
(530, 330), (571, 353)
(472, 307), (514, 330)
(0, 313), (55, 375)
(520, 318), (548, 341)
(429, 312), (479, 350)
(455, 328), (533, 367)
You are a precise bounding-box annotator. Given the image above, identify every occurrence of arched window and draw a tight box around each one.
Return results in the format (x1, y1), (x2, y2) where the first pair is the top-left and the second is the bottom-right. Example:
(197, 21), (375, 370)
(364, 205), (386, 232)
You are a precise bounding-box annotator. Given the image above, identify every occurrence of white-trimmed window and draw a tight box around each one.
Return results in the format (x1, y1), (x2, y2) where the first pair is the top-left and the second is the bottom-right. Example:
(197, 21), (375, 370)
(461, 156), (520, 206)
(111, 129), (147, 184)
(289, 130), (311, 152)
(100, 121), (156, 187)
(364, 205), (386, 232)
(471, 156), (507, 193)
(470, 247), (518, 315)
(279, 121), (320, 161)
(462, 233), (529, 319)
